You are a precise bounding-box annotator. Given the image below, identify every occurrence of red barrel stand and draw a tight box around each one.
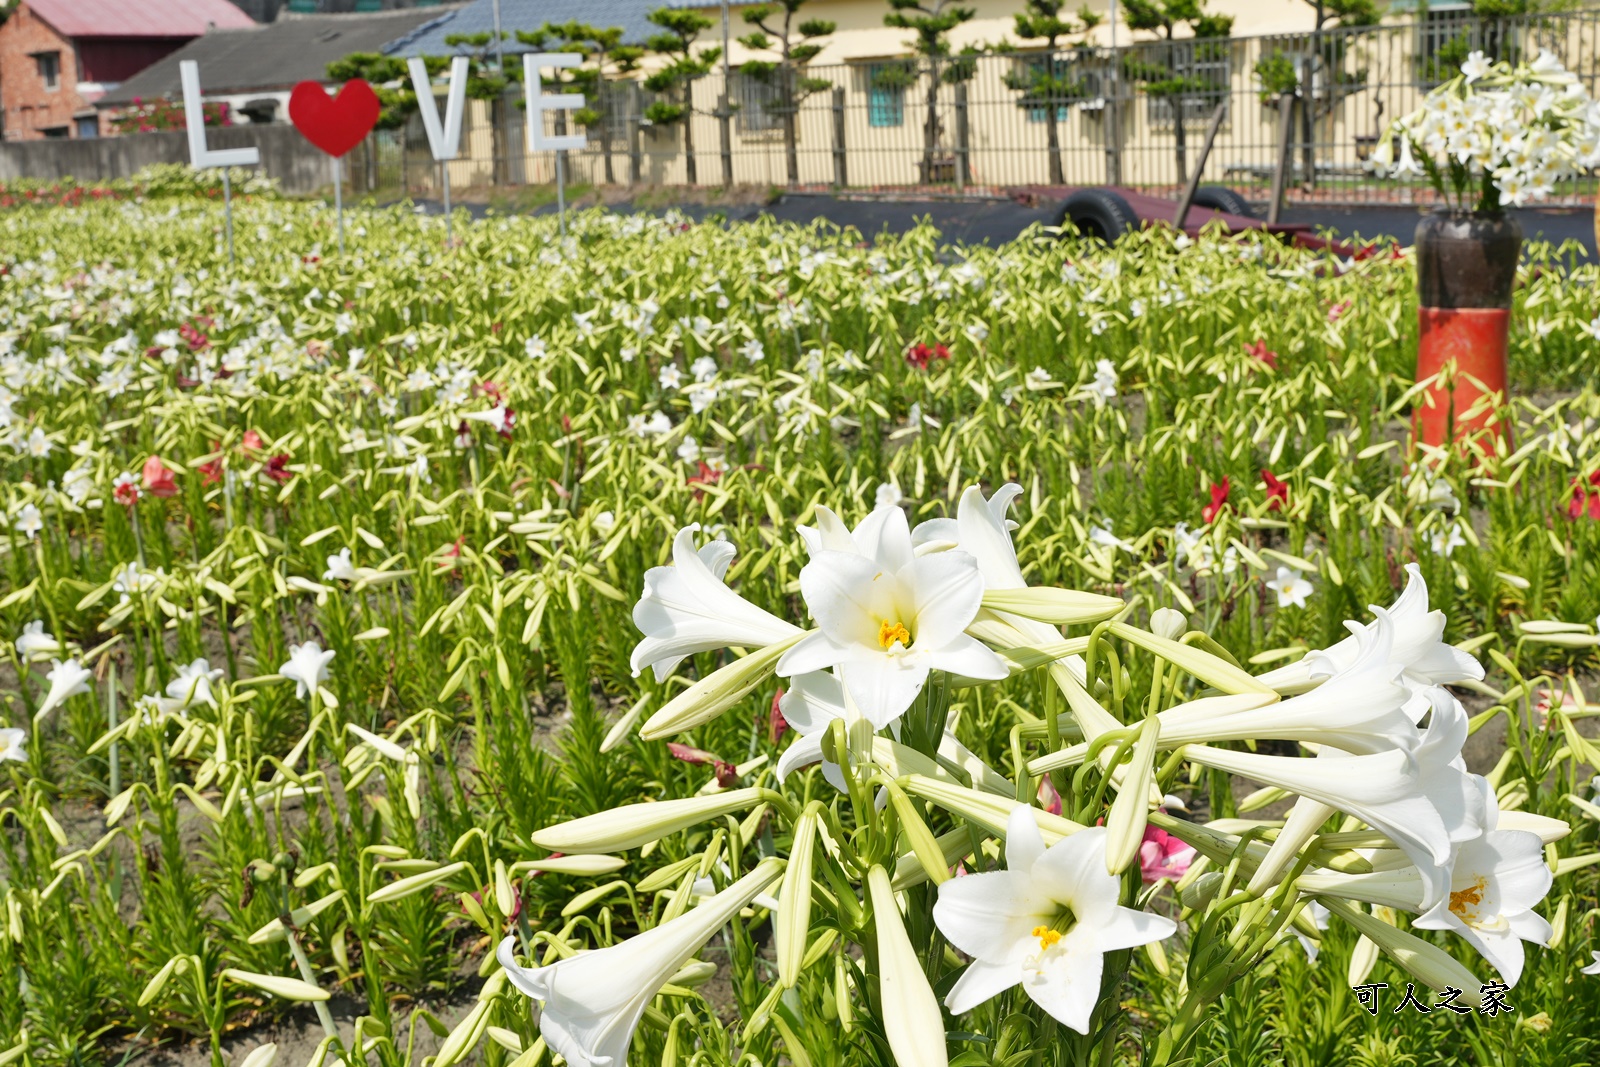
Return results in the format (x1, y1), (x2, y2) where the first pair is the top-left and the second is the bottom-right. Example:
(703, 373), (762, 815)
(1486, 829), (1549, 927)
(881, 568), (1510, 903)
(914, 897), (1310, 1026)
(1415, 306), (1511, 455)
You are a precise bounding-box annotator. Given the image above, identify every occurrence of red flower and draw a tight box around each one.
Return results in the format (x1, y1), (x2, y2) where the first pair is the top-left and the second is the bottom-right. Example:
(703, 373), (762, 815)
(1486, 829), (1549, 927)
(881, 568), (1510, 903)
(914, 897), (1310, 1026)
(241, 429), (265, 454)
(687, 461), (723, 500)
(1244, 338), (1278, 370)
(141, 455), (179, 498)
(1568, 476), (1600, 520)
(179, 321), (210, 351)
(905, 342), (952, 371)
(475, 380), (506, 405)
(667, 742), (739, 788)
(263, 454), (294, 484)
(1201, 477), (1231, 525)
(1261, 469), (1289, 512)
(113, 478), (142, 507)
(767, 688), (788, 745)
(198, 442), (225, 485)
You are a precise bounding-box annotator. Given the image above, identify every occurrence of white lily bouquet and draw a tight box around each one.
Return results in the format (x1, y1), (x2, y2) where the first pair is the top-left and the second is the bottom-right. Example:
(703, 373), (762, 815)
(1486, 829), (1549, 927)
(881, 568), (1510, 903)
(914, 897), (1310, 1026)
(497, 484), (1568, 1067)
(1368, 49), (1600, 209)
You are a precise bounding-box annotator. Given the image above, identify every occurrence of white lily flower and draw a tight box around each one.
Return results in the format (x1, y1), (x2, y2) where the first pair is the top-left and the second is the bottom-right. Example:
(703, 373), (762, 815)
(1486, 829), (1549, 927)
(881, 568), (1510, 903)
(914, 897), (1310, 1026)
(1186, 743), (1453, 909)
(166, 658), (224, 709)
(1413, 825), (1554, 987)
(934, 810), (1176, 1033)
(1461, 51), (1491, 83)
(0, 727), (26, 762)
(498, 858), (783, 1067)
(777, 505), (1008, 728)
(36, 657), (92, 720)
(1260, 564), (1483, 696)
(461, 405), (514, 435)
(927, 484), (1117, 741)
(323, 548), (358, 582)
(1581, 951), (1600, 976)
(775, 670), (858, 791)
(14, 621), (60, 660)
(1150, 613), (1417, 755)
(1266, 566), (1313, 608)
(1250, 685), (1482, 899)
(279, 641), (335, 700)
(629, 525), (802, 680)
(13, 503), (42, 540)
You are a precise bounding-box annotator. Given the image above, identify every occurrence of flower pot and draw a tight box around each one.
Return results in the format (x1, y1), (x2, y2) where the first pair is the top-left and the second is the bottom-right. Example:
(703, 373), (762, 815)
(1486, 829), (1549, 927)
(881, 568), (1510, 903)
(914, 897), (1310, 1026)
(1413, 208), (1522, 454)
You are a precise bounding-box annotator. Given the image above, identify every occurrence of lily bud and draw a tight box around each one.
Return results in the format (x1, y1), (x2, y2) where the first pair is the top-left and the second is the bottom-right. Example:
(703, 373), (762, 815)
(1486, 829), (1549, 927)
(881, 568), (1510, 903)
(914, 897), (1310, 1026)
(776, 808), (818, 988)
(530, 788), (769, 854)
(1149, 607), (1187, 641)
(903, 773), (1084, 844)
(640, 636), (803, 741)
(1180, 870), (1224, 910)
(980, 587), (1124, 626)
(1104, 714), (1161, 876)
(1325, 899), (1482, 1006)
(867, 866), (949, 1067)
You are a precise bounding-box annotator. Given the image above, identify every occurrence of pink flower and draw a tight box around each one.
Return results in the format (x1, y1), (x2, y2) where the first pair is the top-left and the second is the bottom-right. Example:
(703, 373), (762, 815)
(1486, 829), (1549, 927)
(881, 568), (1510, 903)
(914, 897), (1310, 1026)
(1327, 299), (1352, 323)
(1244, 338), (1277, 370)
(1036, 776), (1062, 817)
(1138, 826), (1195, 884)
(1534, 687), (1579, 731)
(141, 455), (179, 498)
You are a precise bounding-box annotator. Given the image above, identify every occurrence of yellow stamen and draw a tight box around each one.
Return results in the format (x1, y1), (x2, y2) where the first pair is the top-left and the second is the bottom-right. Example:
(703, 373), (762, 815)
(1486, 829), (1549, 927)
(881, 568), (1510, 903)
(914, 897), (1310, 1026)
(1031, 925), (1062, 952)
(878, 619), (912, 649)
(1448, 877), (1489, 926)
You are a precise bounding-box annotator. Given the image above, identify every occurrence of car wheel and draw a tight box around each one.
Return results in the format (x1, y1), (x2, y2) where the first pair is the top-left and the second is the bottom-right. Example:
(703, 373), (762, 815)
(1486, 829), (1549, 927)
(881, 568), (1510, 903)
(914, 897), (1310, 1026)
(1054, 188), (1138, 242)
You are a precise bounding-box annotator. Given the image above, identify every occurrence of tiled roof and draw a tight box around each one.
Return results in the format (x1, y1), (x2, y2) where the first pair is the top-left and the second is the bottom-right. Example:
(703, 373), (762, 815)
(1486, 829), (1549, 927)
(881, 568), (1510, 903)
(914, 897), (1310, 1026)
(98, 8), (459, 106)
(385, 0), (663, 56)
(26, 0), (257, 38)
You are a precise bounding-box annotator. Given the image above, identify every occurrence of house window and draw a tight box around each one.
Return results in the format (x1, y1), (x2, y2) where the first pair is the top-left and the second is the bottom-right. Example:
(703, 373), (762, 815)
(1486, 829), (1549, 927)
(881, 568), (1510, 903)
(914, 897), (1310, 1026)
(733, 71), (786, 134)
(1141, 39), (1232, 127)
(865, 62), (910, 128)
(1011, 54), (1081, 124)
(593, 81), (639, 142)
(76, 115), (99, 139)
(35, 52), (61, 91)
(41, 126), (69, 139)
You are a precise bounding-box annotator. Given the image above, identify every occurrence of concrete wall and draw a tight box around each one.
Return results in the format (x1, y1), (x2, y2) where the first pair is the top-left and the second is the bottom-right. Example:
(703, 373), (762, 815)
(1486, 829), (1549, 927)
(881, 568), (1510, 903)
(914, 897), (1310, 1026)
(0, 124), (336, 194)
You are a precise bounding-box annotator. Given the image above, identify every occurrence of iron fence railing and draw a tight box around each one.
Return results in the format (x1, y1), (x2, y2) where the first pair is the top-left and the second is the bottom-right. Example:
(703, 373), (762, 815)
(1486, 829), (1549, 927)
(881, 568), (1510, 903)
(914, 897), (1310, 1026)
(339, 10), (1600, 207)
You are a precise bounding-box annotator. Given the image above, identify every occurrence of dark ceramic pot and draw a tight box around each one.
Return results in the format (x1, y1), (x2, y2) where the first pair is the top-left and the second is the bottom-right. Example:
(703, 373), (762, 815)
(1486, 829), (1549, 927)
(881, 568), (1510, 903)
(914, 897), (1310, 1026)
(1414, 208), (1523, 309)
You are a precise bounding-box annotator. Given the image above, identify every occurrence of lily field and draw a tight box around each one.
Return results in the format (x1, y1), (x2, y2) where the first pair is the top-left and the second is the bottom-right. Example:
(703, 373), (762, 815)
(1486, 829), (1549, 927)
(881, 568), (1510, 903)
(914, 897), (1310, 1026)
(2, 183), (1600, 1067)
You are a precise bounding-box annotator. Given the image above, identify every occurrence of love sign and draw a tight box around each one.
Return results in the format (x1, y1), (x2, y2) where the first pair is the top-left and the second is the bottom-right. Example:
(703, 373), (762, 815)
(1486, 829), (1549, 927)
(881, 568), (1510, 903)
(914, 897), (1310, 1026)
(180, 60), (258, 170)
(288, 79), (381, 158)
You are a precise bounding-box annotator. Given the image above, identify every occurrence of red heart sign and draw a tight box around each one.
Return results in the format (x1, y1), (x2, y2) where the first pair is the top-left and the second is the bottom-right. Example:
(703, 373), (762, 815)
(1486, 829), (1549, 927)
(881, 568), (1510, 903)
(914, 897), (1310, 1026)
(288, 79), (380, 158)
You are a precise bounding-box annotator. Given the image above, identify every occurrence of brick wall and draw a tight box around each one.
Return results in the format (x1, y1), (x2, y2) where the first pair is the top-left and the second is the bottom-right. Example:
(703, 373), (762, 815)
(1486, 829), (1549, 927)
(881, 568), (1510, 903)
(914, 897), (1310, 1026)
(0, 3), (92, 140)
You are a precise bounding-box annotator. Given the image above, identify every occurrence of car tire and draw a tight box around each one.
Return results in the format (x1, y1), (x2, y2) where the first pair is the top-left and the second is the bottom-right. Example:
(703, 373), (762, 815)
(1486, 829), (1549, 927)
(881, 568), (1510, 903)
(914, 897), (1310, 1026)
(1054, 188), (1138, 242)
(1189, 185), (1257, 219)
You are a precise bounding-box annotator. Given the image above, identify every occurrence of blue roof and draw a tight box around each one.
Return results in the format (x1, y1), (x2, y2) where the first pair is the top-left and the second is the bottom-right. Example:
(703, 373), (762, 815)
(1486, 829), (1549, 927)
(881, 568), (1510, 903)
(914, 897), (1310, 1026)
(385, 0), (664, 56)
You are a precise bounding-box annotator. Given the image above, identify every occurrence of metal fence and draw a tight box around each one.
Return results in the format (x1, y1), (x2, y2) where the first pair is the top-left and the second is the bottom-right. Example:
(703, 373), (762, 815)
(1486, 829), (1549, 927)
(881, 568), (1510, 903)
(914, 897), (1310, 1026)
(343, 9), (1600, 206)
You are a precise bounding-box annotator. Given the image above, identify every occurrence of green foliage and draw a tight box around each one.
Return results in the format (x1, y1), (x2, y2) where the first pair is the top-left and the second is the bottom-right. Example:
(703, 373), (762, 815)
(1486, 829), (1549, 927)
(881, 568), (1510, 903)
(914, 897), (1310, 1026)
(884, 0), (977, 58)
(1254, 53), (1299, 102)
(1003, 0), (1101, 117)
(644, 6), (720, 127)
(0, 192), (1596, 1067)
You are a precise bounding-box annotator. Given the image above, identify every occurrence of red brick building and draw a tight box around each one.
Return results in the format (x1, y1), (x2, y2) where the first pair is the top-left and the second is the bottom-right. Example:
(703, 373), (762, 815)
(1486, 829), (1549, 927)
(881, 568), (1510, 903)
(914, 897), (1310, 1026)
(0, 0), (256, 141)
